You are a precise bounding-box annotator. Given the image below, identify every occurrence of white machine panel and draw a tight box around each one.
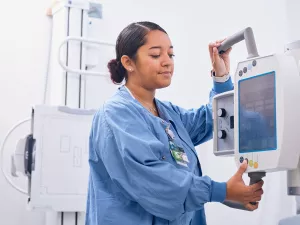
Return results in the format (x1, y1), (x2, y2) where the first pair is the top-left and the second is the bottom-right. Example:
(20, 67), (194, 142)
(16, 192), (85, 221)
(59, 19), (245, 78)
(213, 90), (234, 156)
(214, 53), (300, 173)
(28, 105), (95, 212)
(234, 54), (300, 173)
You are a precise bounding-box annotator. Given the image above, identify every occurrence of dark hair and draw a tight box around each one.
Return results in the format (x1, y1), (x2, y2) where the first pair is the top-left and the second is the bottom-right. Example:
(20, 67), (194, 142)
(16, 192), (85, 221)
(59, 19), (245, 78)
(107, 21), (167, 84)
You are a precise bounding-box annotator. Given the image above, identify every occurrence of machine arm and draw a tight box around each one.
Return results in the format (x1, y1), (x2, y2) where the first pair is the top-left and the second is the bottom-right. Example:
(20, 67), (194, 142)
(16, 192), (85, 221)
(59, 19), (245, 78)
(218, 27), (259, 59)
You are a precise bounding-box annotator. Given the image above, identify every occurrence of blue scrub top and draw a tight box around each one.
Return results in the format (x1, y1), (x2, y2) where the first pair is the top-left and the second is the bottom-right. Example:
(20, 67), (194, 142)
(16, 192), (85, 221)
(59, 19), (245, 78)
(85, 77), (234, 225)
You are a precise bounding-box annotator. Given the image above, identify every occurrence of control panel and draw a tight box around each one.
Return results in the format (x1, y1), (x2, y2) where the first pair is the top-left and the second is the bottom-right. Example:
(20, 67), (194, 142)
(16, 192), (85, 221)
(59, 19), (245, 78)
(213, 90), (234, 156)
(233, 54), (300, 173)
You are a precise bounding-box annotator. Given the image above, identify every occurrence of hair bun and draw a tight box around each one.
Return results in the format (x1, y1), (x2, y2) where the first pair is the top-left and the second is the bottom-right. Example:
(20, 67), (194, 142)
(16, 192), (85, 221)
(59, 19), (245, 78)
(107, 59), (125, 84)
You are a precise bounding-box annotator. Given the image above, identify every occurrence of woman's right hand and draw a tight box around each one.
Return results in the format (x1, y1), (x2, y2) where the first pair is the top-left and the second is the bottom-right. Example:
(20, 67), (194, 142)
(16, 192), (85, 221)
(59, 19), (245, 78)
(226, 160), (264, 211)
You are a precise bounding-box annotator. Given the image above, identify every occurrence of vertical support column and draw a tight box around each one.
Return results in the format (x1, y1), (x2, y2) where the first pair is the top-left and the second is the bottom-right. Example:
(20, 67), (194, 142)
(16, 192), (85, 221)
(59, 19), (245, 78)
(79, 2), (103, 109)
(287, 159), (300, 195)
(62, 212), (77, 225)
(284, 0), (300, 218)
(64, 1), (89, 225)
(64, 5), (84, 225)
(77, 212), (86, 224)
(45, 212), (62, 225)
(47, 5), (69, 106)
(296, 196), (300, 214)
(79, 8), (89, 109)
(284, 0), (300, 43)
(65, 7), (83, 108)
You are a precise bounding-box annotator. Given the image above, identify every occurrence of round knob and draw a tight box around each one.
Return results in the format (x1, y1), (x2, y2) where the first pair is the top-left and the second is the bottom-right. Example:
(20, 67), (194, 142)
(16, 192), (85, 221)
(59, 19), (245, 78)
(218, 108), (226, 117)
(218, 130), (227, 139)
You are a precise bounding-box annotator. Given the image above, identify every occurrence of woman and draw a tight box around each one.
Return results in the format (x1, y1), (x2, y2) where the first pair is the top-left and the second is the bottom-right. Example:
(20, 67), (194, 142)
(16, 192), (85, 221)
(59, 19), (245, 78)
(85, 21), (264, 225)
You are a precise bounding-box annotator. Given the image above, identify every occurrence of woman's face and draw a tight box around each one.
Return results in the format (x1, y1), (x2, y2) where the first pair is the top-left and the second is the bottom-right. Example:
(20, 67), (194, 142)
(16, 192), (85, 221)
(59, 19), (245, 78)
(130, 30), (174, 90)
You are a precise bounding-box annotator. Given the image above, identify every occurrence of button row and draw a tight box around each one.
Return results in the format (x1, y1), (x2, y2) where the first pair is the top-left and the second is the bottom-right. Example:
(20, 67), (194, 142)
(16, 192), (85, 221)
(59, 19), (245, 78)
(238, 60), (257, 77)
(239, 156), (258, 169)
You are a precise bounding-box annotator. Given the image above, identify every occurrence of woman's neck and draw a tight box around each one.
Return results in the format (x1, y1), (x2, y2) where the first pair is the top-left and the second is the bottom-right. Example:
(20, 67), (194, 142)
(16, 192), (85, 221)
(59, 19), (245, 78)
(125, 82), (158, 116)
(125, 83), (155, 105)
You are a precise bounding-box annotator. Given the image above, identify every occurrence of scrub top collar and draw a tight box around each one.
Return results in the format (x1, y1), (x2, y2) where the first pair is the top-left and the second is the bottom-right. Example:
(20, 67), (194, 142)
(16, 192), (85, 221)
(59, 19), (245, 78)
(119, 85), (174, 124)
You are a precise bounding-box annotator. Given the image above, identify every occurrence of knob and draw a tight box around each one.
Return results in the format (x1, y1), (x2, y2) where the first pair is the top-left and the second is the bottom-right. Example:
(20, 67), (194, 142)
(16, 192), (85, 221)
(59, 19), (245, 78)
(218, 130), (227, 139)
(218, 108), (226, 117)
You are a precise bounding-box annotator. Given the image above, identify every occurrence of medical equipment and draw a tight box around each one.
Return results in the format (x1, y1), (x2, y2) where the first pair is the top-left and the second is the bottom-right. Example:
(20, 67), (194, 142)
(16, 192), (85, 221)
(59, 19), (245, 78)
(212, 26), (300, 224)
(215, 27), (300, 191)
(0, 0), (115, 225)
(23, 105), (95, 211)
(213, 26), (300, 178)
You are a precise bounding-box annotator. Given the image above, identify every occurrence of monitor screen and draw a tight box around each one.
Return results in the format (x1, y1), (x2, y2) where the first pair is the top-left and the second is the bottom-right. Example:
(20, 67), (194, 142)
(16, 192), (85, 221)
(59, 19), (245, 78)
(238, 71), (277, 153)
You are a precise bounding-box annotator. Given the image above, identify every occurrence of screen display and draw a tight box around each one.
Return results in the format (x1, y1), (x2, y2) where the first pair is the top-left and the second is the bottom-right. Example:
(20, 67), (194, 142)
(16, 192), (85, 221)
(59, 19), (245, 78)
(238, 71), (277, 153)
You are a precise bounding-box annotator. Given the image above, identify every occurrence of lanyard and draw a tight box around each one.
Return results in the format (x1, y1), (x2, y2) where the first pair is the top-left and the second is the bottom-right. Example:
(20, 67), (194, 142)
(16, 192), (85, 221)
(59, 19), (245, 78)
(165, 124), (175, 141)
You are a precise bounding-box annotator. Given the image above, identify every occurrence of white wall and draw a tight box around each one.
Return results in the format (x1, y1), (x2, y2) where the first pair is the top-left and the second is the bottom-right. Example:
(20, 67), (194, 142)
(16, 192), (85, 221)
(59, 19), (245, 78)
(0, 0), (53, 224)
(0, 0), (297, 224)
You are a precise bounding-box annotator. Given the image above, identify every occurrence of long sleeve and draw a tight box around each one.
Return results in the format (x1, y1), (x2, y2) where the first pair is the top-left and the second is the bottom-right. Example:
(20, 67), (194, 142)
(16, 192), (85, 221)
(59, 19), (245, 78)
(92, 101), (227, 221)
(169, 77), (234, 146)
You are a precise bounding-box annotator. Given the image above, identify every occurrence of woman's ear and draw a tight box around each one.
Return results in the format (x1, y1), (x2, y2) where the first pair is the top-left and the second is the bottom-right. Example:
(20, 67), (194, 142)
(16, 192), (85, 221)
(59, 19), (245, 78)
(121, 55), (135, 72)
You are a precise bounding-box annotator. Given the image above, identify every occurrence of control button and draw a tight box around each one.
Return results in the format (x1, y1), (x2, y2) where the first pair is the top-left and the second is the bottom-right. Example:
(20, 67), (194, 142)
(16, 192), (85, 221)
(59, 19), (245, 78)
(230, 116), (234, 129)
(217, 108), (226, 117)
(218, 130), (226, 139)
(239, 70), (243, 76)
(243, 67), (247, 73)
(254, 162), (258, 169)
(239, 156), (244, 163)
(252, 60), (257, 67)
(248, 64), (252, 70)
(249, 160), (253, 167)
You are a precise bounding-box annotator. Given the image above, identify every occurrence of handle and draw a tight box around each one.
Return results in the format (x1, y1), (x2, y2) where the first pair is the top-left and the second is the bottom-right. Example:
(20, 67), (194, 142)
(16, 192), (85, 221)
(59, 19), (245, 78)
(58, 36), (115, 76)
(217, 27), (259, 59)
(248, 172), (266, 205)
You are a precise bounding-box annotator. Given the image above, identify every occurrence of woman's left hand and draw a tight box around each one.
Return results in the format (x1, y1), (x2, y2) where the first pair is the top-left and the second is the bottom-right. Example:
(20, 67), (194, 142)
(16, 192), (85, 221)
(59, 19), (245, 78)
(209, 39), (232, 77)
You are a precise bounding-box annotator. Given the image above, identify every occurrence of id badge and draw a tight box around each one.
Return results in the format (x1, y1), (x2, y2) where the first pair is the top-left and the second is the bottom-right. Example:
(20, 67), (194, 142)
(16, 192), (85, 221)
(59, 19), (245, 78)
(169, 140), (189, 167)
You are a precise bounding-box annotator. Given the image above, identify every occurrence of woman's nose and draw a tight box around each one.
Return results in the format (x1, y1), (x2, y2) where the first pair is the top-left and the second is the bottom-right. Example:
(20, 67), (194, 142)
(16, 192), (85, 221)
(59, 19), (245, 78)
(161, 55), (173, 67)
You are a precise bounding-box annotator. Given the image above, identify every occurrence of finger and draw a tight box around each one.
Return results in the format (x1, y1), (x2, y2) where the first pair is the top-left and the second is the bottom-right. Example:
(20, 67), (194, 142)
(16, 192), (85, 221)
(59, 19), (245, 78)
(250, 180), (264, 192)
(212, 47), (220, 66)
(245, 202), (259, 211)
(223, 47), (232, 56)
(210, 41), (222, 49)
(245, 189), (263, 202)
(245, 187), (263, 199)
(255, 187), (264, 194)
(216, 38), (226, 44)
(208, 42), (214, 62)
(250, 181), (264, 193)
(209, 41), (216, 48)
(209, 41), (221, 49)
(254, 188), (264, 198)
(249, 192), (263, 202)
(235, 160), (248, 177)
(213, 47), (219, 57)
(245, 204), (255, 211)
(252, 195), (262, 202)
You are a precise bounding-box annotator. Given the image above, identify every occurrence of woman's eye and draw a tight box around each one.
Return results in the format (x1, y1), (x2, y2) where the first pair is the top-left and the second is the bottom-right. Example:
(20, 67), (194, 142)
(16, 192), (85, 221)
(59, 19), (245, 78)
(150, 54), (175, 59)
